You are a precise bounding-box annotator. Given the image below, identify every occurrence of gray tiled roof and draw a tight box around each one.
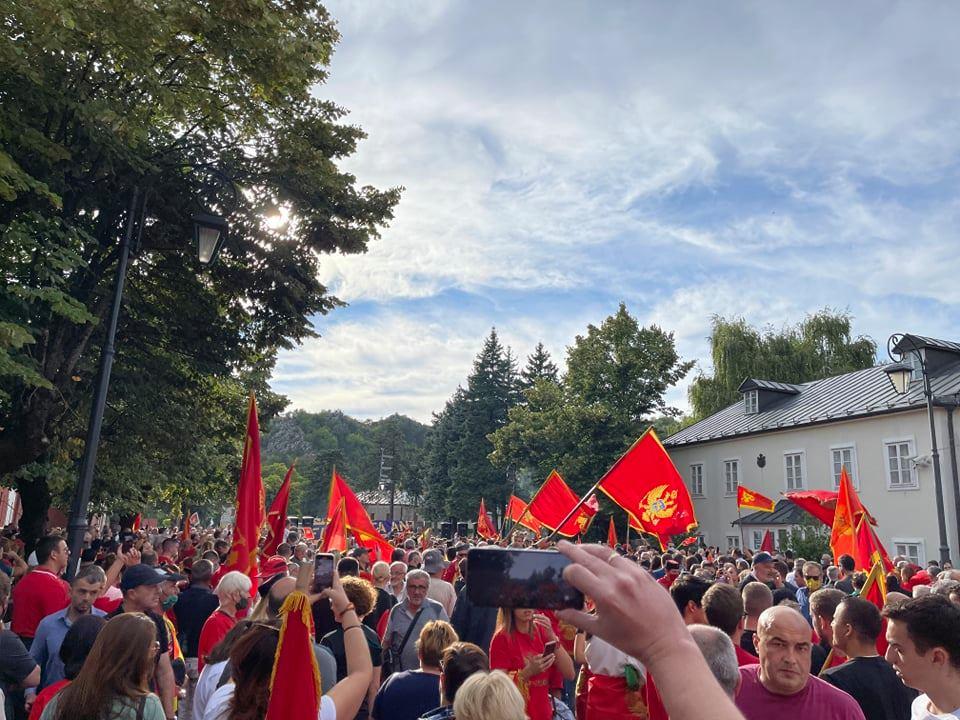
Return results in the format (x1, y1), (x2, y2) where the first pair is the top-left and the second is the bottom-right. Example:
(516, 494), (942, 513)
(737, 378), (804, 394)
(894, 334), (960, 354)
(733, 499), (807, 526)
(666, 356), (960, 448)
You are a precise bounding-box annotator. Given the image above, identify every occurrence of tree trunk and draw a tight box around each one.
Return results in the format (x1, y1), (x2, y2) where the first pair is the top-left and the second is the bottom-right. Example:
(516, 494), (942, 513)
(16, 474), (51, 555)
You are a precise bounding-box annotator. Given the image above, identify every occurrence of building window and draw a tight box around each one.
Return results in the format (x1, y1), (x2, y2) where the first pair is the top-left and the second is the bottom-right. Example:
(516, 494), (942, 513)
(904, 350), (923, 381)
(777, 529), (788, 549)
(744, 390), (759, 415)
(726, 535), (741, 550)
(690, 464), (704, 497)
(831, 445), (858, 490)
(784, 452), (804, 490)
(892, 538), (925, 566)
(752, 530), (763, 550)
(723, 460), (739, 496)
(885, 439), (918, 490)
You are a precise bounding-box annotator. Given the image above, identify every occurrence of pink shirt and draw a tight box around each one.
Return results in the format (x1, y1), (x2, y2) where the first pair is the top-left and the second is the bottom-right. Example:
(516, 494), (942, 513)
(736, 664), (865, 720)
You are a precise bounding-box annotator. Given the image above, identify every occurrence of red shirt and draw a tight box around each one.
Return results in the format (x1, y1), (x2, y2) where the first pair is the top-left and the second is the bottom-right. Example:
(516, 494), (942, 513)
(197, 609), (236, 671)
(736, 644), (758, 666)
(28, 679), (70, 720)
(489, 625), (553, 720)
(11, 568), (70, 638)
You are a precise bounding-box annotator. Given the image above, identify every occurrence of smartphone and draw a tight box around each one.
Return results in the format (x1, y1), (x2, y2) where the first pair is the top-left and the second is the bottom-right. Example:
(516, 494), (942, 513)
(542, 640), (557, 657)
(466, 548), (584, 610)
(314, 553), (334, 591)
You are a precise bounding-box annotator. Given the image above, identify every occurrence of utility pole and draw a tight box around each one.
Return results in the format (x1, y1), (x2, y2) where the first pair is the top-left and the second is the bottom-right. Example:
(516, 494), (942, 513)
(380, 446), (395, 523)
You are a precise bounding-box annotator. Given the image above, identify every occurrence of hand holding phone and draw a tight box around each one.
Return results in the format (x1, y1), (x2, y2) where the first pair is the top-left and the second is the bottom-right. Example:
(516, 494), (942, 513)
(466, 548), (584, 610)
(542, 640), (557, 657)
(313, 553), (334, 591)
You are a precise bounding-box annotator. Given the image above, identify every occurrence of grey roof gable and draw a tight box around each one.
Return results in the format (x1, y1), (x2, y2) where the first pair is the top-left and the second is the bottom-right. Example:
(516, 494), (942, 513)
(665, 359), (960, 448)
(737, 378), (804, 394)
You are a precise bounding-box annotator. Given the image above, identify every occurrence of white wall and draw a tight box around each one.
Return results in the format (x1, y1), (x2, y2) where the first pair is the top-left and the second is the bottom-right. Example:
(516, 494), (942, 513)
(666, 407), (960, 564)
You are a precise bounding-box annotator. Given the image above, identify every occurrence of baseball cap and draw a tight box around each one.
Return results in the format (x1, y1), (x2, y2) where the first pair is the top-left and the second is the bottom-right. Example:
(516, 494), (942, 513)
(121, 564), (167, 592)
(258, 555), (289, 578)
(752, 552), (774, 566)
(158, 564), (187, 582)
(422, 549), (445, 574)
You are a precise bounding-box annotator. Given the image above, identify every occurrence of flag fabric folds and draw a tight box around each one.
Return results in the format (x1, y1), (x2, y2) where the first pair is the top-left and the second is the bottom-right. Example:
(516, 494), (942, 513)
(760, 529), (775, 553)
(524, 471), (598, 537)
(680, 536), (698, 547)
(506, 495), (543, 535)
(327, 471), (393, 561)
(607, 516), (617, 548)
(225, 394), (266, 594)
(264, 464), (295, 556)
(784, 490), (838, 526)
(737, 485), (775, 513)
(132, 514), (141, 533)
(265, 590), (321, 720)
(321, 498), (348, 553)
(597, 428), (698, 541)
(854, 515), (893, 573)
(830, 467), (870, 564)
(476, 499), (498, 540)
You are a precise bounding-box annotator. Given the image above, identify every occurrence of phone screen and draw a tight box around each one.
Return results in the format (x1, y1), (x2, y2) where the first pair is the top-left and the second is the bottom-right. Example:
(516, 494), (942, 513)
(542, 640), (557, 657)
(314, 553), (334, 591)
(466, 548), (584, 610)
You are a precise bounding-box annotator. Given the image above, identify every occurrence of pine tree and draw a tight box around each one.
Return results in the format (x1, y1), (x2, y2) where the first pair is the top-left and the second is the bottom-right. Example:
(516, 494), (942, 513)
(520, 342), (560, 390)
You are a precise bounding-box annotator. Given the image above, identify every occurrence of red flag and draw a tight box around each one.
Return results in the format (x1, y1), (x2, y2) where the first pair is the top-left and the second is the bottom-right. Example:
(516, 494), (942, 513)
(302, 527), (315, 541)
(225, 394), (266, 594)
(476, 499), (498, 540)
(606, 517), (617, 548)
(263, 464), (295, 556)
(507, 495), (543, 534)
(181, 511), (191, 544)
(327, 470), (394, 561)
(854, 515), (893, 573)
(760, 529), (775, 553)
(831, 467), (870, 564)
(680, 536), (698, 547)
(524, 471), (598, 537)
(419, 527), (431, 551)
(737, 485), (775, 513)
(859, 558), (888, 610)
(784, 490), (838, 526)
(321, 498), (347, 553)
(265, 591), (321, 720)
(596, 429), (698, 540)
(131, 514), (141, 533)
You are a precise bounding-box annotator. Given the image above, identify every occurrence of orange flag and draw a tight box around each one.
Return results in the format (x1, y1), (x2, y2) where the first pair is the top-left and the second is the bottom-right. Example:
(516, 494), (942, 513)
(597, 428), (698, 541)
(327, 471), (393, 561)
(830, 467), (870, 564)
(476, 499), (498, 540)
(265, 591), (321, 720)
(263, 464), (295, 556)
(524, 470), (598, 537)
(854, 514), (893, 573)
(321, 498), (348, 553)
(737, 485), (775, 513)
(225, 394), (266, 594)
(607, 516), (618, 548)
(507, 494), (543, 534)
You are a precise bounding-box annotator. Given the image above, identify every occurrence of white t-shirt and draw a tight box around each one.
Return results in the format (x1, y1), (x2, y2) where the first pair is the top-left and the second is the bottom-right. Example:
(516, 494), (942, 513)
(192, 660), (228, 720)
(585, 635), (645, 679)
(912, 694), (960, 720)
(426, 578), (457, 617)
(202, 683), (335, 720)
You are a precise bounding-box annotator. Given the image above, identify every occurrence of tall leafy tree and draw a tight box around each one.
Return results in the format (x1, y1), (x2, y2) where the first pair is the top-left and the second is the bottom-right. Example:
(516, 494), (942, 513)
(688, 310), (876, 419)
(0, 0), (400, 542)
(520, 342), (559, 390)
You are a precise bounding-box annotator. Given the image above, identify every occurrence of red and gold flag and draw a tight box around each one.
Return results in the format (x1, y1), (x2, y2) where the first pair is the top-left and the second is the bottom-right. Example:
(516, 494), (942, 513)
(263, 464), (295, 556)
(737, 485), (775, 513)
(225, 394), (266, 594)
(327, 470), (394, 561)
(131, 514), (142, 533)
(524, 471), (598, 537)
(784, 490), (838, 527)
(830, 467), (870, 564)
(476, 499), (498, 540)
(854, 515), (893, 573)
(321, 498), (347, 553)
(265, 590), (321, 720)
(606, 516), (618, 548)
(507, 495), (543, 534)
(680, 536), (698, 547)
(597, 429), (698, 540)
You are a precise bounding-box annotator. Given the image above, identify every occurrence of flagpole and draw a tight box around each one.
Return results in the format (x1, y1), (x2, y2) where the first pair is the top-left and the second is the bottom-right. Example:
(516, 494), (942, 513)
(737, 504), (745, 553)
(625, 516), (630, 549)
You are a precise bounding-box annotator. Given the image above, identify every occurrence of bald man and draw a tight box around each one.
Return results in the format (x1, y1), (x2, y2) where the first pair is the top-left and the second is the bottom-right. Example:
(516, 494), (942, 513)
(735, 606), (865, 720)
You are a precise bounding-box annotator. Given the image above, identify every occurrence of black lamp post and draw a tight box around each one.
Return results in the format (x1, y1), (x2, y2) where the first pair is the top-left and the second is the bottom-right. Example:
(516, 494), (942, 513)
(883, 333), (952, 565)
(65, 193), (228, 579)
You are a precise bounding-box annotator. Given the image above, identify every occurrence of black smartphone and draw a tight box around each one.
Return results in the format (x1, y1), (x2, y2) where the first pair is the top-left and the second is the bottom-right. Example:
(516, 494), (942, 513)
(542, 640), (557, 657)
(314, 553), (334, 591)
(466, 548), (584, 610)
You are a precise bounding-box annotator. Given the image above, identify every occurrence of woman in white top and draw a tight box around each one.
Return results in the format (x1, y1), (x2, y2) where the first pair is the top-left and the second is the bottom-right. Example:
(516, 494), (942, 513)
(575, 633), (647, 719)
(202, 564), (372, 720)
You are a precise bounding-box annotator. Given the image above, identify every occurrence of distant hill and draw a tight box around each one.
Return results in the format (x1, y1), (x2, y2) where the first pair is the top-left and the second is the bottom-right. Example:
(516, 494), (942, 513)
(261, 410), (429, 515)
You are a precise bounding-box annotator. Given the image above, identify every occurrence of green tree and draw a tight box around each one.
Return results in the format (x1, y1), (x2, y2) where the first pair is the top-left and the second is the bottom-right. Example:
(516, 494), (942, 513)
(688, 310), (876, 419)
(0, 0), (400, 542)
(519, 342), (559, 390)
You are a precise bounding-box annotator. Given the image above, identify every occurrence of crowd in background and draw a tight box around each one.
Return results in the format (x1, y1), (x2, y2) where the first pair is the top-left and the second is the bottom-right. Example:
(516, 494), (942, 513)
(1, 520), (959, 720)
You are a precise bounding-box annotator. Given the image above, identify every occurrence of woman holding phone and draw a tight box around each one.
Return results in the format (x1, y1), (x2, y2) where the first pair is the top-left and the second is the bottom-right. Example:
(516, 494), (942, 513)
(489, 608), (575, 720)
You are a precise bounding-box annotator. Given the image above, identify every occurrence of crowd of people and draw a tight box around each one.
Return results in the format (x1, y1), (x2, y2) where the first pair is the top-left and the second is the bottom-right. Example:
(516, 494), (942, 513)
(1, 520), (959, 720)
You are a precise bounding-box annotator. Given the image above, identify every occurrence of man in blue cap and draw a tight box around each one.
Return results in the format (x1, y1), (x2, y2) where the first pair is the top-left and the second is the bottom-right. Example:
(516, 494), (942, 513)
(738, 552), (778, 592)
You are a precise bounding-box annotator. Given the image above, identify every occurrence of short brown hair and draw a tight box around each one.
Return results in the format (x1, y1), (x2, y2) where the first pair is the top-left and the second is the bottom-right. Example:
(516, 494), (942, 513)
(340, 576), (377, 618)
(703, 583), (744, 636)
(441, 642), (490, 704)
(416, 620), (458, 667)
(742, 582), (773, 617)
(809, 588), (845, 621)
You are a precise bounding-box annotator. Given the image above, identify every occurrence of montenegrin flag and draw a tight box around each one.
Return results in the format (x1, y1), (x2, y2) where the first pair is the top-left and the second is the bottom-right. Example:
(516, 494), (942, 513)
(476, 499), (498, 540)
(597, 428), (698, 541)
(327, 470), (393, 561)
(265, 591), (321, 720)
(225, 394), (266, 595)
(737, 485), (775, 513)
(506, 494), (543, 535)
(263, 463), (295, 556)
(524, 470), (599, 537)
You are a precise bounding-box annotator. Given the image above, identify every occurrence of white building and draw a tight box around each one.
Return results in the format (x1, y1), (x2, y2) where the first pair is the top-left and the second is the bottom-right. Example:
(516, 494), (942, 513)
(664, 334), (960, 565)
(356, 488), (419, 523)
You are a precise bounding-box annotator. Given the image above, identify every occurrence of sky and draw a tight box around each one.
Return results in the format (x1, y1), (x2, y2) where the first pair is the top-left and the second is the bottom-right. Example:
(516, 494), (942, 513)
(271, 1), (960, 423)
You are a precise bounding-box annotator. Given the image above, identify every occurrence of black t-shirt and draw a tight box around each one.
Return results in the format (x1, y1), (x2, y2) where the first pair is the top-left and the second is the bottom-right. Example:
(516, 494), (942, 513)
(740, 629), (758, 657)
(822, 655), (918, 720)
(108, 604), (170, 656)
(366, 587), (397, 631)
(1, 629), (37, 716)
(173, 585), (219, 658)
(321, 625), (383, 680)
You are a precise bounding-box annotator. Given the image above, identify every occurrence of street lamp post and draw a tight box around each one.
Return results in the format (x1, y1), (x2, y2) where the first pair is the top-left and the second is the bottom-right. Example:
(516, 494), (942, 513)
(65, 192), (228, 579)
(883, 334), (952, 566)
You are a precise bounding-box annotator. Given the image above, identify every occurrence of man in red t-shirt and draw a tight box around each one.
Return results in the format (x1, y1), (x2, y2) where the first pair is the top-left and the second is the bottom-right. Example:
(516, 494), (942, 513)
(11, 536), (70, 646)
(196, 570), (252, 671)
(735, 606), (865, 720)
